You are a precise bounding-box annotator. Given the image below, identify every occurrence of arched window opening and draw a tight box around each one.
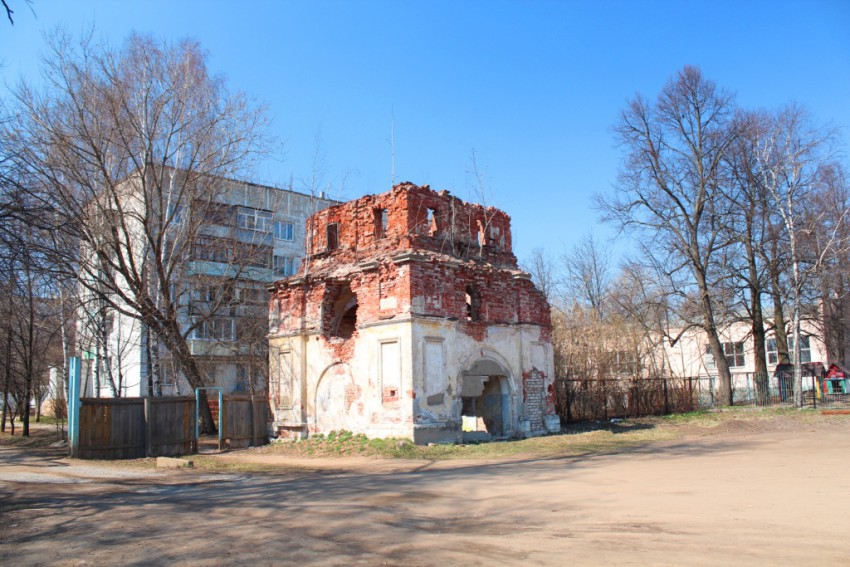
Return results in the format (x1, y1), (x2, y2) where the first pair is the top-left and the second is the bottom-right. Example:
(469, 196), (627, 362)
(329, 282), (358, 339)
(337, 303), (358, 339)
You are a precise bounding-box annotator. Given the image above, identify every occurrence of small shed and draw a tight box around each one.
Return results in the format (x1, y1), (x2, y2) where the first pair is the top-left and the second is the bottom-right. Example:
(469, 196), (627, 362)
(822, 364), (850, 395)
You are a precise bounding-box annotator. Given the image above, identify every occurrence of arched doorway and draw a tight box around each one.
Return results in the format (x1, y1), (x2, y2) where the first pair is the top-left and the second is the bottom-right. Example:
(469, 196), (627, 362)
(314, 363), (356, 433)
(460, 358), (511, 441)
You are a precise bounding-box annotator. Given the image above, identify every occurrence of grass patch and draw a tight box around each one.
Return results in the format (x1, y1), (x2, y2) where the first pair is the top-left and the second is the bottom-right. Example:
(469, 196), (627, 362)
(265, 430), (421, 458)
(252, 422), (677, 462)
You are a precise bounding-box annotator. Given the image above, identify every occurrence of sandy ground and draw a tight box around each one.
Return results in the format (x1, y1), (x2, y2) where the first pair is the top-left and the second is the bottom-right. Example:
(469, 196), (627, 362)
(2, 417), (850, 566)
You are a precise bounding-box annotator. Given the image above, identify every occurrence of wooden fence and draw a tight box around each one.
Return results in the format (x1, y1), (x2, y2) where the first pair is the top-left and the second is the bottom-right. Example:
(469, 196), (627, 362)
(76, 396), (195, 459)
(73, 395), (267, 459)
(222, 395), (269, 449)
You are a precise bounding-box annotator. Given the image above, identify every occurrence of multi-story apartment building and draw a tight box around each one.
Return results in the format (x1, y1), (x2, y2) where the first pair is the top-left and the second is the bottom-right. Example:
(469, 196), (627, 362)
(76, 173), (334, 398)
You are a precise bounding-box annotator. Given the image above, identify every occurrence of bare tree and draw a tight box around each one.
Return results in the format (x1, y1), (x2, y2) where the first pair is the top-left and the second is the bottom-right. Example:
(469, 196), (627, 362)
(3, 32), (271, 428)
(0, 220), (63, 436)
(524, 247), (560, 306)
(754, 105), (844, 406)
(599, 66), (739, 405)
(811, 163), (850, 366)
(2, 0), (33, 25)
(562, 233), (612, 319)
(724, 110), (776, 403)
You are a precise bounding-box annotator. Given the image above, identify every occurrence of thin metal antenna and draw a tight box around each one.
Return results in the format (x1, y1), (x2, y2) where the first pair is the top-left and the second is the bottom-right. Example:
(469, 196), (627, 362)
(391, 106), (395, 187)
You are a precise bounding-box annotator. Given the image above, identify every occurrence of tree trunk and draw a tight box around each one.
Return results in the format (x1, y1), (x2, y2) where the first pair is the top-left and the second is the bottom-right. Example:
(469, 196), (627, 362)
(22, 261), (35, 437)
(2, 297), (11, 433)
(695, 266), (733, 405)
(770, 264), (790, 365)
(751, 297), (770, 406)
(791, 264), (804, 408)
(744, 203), (770, 405)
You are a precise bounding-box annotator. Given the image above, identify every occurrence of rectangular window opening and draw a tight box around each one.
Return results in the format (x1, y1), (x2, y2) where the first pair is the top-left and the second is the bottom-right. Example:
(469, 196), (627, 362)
(427, 208), (438, 235)
(327, 223), (339, 251)
(375, 208), (388, 239)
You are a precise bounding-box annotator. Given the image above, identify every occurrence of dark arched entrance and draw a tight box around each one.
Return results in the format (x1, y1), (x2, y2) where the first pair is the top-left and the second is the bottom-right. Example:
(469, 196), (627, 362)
(461, 358), (511, 441)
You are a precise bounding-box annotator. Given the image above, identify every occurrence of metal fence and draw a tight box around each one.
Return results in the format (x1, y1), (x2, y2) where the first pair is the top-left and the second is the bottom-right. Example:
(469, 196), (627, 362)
(555, 372), (849, 424)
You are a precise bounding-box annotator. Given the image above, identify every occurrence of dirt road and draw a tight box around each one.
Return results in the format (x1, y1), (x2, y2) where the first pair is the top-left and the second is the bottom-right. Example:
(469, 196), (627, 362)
(2, 416), (849, 566)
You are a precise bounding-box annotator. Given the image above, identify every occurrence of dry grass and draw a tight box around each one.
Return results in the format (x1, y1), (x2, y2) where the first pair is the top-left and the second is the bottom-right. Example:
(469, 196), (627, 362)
(244, 407), (850, 463)
(0, 419), (66, 449)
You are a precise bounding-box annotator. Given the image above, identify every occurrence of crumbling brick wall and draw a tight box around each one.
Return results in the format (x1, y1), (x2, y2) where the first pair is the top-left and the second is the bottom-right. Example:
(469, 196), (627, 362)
(269, 182), (553, 441)
(272, 182), (550, 341)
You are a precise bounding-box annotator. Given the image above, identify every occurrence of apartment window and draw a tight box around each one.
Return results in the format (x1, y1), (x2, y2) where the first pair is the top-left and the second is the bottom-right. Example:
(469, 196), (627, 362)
(766, 338), (778, 364)
(790, 335), (812, 364)
(237, 208), (273, 232)
(193, 236), (231, 263)
(238, 287), (267, 305)
(202, 202), (236, 225)
(167, 204), (184, 223)
(612, 350), (636, 374)
(273, 255), (297, 277)
(723, 342), (745, 368)
(705, 345), (716, 369)
(191, 317), (235, 341)
(274, 221), (295, 241)
(192, 285), (233, 304)
(240, 243), (273, 269)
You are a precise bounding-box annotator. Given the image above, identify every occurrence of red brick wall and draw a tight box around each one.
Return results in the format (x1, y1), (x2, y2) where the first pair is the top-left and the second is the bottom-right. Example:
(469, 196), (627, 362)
(271, 183), (551, 342)
(306, 183), (516, 269)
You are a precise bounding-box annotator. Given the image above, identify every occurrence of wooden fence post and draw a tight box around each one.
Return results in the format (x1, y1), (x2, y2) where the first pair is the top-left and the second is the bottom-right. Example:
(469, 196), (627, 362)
(251, 395), (257, 447)
(144, 396), (152, 457)
(601, 379), (607, 421)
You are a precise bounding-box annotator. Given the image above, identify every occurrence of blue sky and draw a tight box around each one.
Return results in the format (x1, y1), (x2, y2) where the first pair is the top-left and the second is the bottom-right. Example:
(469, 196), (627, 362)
(2, 0), (849, 265)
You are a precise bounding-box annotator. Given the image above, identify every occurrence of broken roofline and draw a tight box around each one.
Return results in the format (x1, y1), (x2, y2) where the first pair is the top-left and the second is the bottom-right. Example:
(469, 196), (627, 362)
(292, 181), (518, 275)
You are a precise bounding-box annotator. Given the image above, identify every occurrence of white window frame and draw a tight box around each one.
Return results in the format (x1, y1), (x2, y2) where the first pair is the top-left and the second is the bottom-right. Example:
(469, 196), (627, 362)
(274, 221), (295, 241)
(790, 335), (812, 364)
(273, 255), (297, 277)
(190, 317), (235, 341)
(723, 341), (745, 368)
(705, 345), (716, 369)
(766, 337), (778, 365)
(237, 208), (273, 232)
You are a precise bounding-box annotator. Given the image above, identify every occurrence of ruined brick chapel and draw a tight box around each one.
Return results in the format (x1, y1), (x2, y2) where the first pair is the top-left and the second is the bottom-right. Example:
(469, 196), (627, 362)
(268, 182), (557, 443)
